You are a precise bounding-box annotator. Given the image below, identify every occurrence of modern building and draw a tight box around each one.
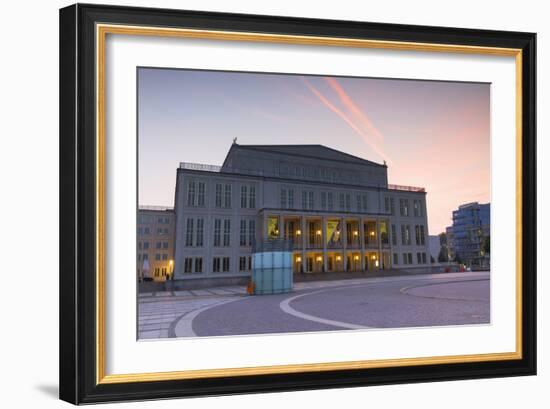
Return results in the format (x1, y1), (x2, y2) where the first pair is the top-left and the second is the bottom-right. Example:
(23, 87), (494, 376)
(137, 206), (176, 282)
(446, 202), (490, 269)
(173, 143), (431, 281)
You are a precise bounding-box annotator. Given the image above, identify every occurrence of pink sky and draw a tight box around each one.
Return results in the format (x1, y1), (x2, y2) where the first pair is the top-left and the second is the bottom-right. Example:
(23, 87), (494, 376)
(139, 69), (490, 235)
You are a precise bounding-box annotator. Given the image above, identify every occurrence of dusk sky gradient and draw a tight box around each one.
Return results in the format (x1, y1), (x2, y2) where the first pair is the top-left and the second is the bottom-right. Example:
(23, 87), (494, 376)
(138, 68), (490, 235)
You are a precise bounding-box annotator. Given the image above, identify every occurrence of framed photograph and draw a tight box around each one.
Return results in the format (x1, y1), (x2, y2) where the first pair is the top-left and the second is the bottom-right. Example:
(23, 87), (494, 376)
(59, 3), (536, 404)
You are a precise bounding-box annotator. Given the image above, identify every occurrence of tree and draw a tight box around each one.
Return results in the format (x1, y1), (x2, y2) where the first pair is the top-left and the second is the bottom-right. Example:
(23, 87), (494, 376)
(482, 235), (490, 255)
(437, 247), (448, 263)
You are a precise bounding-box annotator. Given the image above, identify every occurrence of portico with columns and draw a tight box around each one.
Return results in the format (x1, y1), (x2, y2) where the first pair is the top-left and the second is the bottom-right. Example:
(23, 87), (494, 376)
(261, 210), (394, 274)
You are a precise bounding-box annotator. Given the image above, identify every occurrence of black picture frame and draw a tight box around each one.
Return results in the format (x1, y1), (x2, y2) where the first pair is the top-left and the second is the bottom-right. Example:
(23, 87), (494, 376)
(59, 3), (536, 404)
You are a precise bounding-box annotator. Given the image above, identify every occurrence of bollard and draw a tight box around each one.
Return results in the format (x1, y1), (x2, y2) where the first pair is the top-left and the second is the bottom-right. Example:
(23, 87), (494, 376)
(246, 280), (256, 295)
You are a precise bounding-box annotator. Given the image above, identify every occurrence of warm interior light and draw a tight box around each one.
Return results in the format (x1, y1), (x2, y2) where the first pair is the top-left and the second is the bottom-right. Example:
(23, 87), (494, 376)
(336, 255), (342, 261)
(296, 256), (302, 262)
(371, 255), (377, 260)
(370, 231), (375, 236)
(169, 260), (173, 266)
(353, 231), (358, 236)
(316, 256), (322, 262)
(296, 230), (301, 235)
(375, 260), (379, 267)
(316, 230), (322, 235)
(354, 255), (359, 260)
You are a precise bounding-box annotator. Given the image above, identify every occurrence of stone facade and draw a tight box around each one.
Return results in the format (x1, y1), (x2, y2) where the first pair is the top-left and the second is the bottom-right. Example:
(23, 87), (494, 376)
(173, 144), (430, 280)
(137, 207), (176, 282)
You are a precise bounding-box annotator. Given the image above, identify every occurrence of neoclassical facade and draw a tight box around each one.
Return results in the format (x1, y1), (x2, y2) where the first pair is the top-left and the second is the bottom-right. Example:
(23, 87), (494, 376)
(173, 143), (430, 280)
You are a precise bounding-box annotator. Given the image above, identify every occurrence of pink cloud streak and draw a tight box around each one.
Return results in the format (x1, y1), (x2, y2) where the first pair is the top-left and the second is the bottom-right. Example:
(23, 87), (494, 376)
(301, 77), (392, 165)
(324, 77), (385, 146)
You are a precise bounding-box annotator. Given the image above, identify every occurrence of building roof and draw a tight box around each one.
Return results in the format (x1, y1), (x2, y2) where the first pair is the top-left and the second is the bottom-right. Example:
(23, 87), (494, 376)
(225, 144), (386, 168)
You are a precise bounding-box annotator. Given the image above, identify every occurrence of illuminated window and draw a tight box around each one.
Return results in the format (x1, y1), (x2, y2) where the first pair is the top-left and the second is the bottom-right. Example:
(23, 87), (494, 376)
(380, 221), (389, 245)
(267, 216), (279, 239)
(326, 220), (341, 246)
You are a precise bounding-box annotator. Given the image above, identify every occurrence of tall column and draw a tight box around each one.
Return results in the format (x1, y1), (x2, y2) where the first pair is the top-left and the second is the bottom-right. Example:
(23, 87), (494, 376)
(279, 214), (285, 239)
(322, 216), (327, 272)
(263, 213), (268, 240)
(301, 216), (306, 273)
(359, 217), (365, 271)
(377, 218), (382, 270)
(341, 217), (347, 271)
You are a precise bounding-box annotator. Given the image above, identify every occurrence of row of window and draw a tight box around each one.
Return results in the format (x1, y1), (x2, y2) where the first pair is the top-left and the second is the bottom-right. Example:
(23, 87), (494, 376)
(390, 224), (426, 246)
(185, 218), (256, 248)
(280, 189), (423, 217)
(393, 252), (428, 265)
(137, 253), (170, 261)
(153, 267), (168, 277)
(137, 227), (170, 236)
(385, 197), (423, 217)
(138, 215), (172, 224)
(138, 241), (169, 250)
(183, 256), (252, 274)
(281, 189), (366, 212)
(187, 181), (257, 209)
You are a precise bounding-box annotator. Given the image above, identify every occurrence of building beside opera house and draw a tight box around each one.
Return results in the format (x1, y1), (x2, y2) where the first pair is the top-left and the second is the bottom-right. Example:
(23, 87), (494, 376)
(172, 143), (431, 282)
(137, 206), (175, 282)
(446, 202), (490, 269)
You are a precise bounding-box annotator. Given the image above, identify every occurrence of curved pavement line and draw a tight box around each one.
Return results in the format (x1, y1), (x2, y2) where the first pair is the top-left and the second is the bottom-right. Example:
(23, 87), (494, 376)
(280, 287), (372, 330)
(399, 278), (490, 302)
(172, 298), (245, 338)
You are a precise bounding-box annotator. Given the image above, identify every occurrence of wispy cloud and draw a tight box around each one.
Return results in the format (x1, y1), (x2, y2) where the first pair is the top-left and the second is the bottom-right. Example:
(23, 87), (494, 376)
(324, 77), (385, 145)
(301, 77), (392, 165)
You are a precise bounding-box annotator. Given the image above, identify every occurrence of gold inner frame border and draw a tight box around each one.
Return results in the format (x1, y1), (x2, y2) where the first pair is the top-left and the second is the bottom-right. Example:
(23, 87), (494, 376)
(95, 23), (523, 385)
